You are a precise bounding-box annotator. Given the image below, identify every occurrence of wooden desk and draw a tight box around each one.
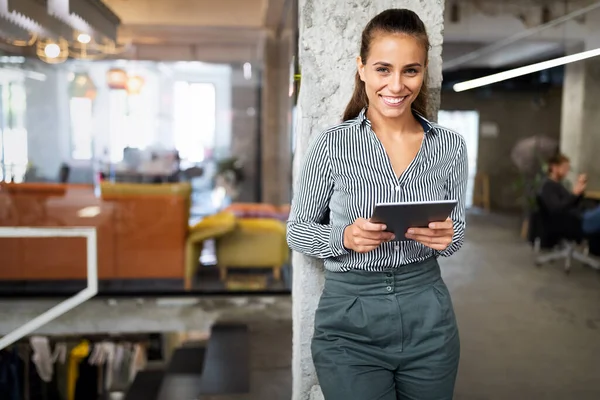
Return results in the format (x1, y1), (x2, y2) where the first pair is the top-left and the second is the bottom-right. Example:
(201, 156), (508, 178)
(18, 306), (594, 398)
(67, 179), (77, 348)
(586, 191), (600, 201)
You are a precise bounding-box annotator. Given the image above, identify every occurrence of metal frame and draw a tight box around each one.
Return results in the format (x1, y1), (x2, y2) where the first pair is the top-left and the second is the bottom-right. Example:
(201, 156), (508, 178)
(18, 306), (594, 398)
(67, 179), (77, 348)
(534, 237), (600, 274)
(0, 227), (97, 350)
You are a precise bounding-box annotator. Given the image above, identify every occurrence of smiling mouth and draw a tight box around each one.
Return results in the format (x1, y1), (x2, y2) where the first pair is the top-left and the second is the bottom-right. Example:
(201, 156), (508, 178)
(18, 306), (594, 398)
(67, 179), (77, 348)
(381, 95), (408, 107)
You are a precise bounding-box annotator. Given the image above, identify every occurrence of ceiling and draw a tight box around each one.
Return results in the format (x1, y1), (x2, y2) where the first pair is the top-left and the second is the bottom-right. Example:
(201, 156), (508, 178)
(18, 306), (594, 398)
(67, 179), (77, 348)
(441, 0), (597, 71)
(0, 0), (594, 70)
(103, 0), (270, 28)
(101, 0), (595, 70)
(102, 0), (293, 64)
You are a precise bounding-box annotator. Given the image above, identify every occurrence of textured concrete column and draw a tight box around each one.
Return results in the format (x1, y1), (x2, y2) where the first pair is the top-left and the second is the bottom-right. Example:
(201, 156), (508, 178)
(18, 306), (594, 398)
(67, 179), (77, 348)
(560, 59), (600, 189)
(560, 10), (600, 189)
(292, 1), (445, 399)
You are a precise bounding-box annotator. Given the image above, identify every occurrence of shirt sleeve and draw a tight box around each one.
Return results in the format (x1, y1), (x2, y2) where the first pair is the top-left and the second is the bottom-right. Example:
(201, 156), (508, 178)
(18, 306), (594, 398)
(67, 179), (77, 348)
(439, 138), (469, 257)
(286, 131), (349, 259)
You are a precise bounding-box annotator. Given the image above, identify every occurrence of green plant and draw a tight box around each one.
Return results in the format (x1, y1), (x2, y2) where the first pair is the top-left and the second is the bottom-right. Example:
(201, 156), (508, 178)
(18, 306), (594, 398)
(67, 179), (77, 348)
(512, 161), (547, 213)
(216, 157), (244, 183)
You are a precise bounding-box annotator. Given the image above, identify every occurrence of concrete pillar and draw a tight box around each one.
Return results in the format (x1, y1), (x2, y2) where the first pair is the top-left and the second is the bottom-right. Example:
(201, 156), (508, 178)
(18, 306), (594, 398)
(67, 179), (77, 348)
(560, 10), (600, 189)
(292, 1), (445, 399)
(261, 33), (294, 205)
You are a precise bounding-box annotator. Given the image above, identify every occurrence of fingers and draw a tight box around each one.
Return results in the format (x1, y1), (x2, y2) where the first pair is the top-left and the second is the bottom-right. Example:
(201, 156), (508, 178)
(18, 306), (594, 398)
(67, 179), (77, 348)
(352, 229), (394, 242)
(358, 218), (388, 232)
(350, 233), (391, 253)
(407, 228), (453, 237)
(408, 234), (453, 249)
(427, 218), (453, 230)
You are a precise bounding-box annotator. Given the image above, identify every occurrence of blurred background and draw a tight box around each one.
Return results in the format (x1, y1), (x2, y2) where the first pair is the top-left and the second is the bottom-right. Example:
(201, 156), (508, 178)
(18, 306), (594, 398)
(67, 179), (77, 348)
(1, 0), (600, 399)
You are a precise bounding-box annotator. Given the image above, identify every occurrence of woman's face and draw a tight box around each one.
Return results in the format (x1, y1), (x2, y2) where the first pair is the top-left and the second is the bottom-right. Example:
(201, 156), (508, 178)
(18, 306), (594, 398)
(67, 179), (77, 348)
(357, 33), (427, 121)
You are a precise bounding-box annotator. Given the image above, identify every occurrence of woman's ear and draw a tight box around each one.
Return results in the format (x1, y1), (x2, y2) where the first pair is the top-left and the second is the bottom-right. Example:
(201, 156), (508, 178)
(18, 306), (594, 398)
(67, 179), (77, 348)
(356, 56), (365, 82)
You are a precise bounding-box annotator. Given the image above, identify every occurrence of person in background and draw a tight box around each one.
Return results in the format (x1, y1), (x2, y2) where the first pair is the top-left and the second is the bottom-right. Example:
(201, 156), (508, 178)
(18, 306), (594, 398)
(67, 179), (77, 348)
(540, 153), (600, 234)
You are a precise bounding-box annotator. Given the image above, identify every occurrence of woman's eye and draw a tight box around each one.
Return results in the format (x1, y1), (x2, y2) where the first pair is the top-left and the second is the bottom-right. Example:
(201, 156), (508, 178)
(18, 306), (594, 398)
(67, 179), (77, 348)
(376, 67), (389, 73)
(405, 69), (418, 75)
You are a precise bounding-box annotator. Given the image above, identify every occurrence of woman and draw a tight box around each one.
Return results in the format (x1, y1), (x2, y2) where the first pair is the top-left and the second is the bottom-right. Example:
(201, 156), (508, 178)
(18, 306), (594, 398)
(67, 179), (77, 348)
(286, 8), (468, 400)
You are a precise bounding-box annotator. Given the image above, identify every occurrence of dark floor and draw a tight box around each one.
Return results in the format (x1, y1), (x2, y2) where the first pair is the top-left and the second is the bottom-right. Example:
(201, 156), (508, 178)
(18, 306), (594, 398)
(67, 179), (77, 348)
(217, 212), (600, 400)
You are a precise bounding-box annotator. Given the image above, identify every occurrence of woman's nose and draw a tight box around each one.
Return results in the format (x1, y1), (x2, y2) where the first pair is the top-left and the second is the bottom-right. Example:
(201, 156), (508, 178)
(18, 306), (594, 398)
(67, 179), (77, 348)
(388, 74), (404, 92)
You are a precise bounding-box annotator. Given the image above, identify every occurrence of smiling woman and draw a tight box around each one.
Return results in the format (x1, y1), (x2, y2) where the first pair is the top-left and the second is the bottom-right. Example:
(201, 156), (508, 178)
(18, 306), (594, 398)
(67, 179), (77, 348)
(286, 8), (469, 400)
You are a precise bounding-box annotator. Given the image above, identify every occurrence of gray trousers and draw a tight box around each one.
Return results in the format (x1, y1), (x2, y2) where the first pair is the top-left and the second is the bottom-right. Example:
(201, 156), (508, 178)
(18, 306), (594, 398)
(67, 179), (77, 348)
(311, 257), (460, 400)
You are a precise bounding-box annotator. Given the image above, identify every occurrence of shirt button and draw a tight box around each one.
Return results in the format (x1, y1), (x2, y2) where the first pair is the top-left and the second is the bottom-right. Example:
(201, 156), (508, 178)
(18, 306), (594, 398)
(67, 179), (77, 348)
(395, 185), (401, 191)
(395, 245), (400, 251)
(385, 272), (392, 277)
(386, 286), (392, 292)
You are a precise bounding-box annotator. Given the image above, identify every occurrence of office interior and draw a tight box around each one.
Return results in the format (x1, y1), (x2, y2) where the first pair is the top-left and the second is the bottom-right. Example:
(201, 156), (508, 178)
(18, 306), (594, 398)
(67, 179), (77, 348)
(0, 0), (599, 399)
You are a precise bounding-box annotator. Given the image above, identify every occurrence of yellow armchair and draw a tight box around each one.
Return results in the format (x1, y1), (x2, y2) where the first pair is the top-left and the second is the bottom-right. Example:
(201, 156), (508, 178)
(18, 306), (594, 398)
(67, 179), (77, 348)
(185, 211), (237, 290)
(216, 218), (289, 281)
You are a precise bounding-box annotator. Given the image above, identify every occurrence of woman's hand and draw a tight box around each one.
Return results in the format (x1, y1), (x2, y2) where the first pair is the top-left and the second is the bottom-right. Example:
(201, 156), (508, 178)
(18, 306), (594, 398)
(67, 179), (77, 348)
(405, 218), (454, 251)
(343, 218), (395, 253)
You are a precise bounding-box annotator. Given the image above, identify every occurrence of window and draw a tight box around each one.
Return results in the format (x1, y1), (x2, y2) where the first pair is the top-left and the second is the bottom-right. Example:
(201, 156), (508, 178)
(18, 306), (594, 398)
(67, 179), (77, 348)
(173, 82), (216, 163)
(108, 88), (157, 163)
(70, 97), (93, 160)
(1, 82), (28, 182)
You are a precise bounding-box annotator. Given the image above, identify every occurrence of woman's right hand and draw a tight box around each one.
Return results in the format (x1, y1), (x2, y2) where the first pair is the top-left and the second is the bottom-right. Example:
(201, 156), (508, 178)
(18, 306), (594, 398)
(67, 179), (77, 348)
(343, 218), (395, 253)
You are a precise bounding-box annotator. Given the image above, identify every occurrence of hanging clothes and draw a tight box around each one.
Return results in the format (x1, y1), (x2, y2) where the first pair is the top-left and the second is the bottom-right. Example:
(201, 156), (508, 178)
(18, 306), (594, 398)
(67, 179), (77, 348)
(67, 341), (90, 400)
(0, 348), (22, 400)
(30, 336), (54, 383)
(73, 353), (98, 400)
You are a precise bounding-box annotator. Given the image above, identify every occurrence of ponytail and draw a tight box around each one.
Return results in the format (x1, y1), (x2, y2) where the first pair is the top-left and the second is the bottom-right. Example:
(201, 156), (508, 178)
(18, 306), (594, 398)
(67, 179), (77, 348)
(342, 72), (368, 121)
(411, 74), (429, 119)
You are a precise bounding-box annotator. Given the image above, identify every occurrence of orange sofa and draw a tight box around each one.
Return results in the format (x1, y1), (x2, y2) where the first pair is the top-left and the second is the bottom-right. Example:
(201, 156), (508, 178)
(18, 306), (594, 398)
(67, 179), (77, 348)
(0, 183), (291, 291)
(0, 182), (190, 282)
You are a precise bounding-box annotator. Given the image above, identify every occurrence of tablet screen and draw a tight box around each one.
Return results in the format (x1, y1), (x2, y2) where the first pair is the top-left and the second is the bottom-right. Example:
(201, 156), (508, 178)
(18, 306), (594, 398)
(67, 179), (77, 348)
(370, 200), (457, 241)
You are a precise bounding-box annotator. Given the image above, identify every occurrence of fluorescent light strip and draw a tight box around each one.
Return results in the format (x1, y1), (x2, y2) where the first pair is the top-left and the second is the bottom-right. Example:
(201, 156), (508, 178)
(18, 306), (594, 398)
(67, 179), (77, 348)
(453, 47), (600, 92)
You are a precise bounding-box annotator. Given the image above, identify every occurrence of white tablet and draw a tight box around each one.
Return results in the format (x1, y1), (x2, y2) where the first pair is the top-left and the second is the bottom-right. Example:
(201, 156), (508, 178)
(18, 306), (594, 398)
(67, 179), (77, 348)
(370, 200), (458, 241)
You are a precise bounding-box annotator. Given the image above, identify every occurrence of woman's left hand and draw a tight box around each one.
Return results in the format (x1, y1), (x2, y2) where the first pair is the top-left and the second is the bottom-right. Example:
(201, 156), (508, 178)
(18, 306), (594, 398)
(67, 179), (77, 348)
(405, 218), (454, 251)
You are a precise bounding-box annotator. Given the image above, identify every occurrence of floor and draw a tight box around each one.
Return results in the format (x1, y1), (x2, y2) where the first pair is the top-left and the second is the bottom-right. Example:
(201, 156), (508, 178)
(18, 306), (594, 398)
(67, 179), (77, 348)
(3, 213), (600, 399)
(223, 212), (600, 400)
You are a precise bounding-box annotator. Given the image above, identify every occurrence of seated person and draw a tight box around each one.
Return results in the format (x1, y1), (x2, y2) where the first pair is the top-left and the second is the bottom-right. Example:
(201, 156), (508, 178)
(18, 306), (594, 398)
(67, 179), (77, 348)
(540, 153), (600, 234)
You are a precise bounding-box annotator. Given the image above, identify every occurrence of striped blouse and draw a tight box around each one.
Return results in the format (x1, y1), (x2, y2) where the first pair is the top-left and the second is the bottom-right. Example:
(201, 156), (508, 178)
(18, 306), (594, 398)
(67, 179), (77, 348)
(286, 107), (468, 272)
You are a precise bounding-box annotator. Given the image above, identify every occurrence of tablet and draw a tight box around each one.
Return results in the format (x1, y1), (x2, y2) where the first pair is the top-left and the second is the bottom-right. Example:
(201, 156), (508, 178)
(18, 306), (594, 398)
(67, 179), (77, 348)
(370, 200), (458, 241)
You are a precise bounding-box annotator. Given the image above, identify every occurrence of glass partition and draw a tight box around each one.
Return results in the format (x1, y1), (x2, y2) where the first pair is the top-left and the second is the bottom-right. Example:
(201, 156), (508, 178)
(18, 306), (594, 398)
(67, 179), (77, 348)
(0, 58), (292, 296)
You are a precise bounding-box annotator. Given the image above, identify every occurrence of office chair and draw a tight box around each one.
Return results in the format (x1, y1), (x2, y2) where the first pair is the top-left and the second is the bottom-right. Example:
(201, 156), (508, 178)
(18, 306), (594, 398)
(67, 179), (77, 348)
(532, 195), (600, 273)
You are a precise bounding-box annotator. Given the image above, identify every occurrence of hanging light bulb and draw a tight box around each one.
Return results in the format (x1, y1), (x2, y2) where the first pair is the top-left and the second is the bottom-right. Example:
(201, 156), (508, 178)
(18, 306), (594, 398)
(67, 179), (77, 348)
(126, 75), (145, 95)
(36, 38), (69, 63)
(44, 43), (61, 58)
(77, 33), (91, 44)
(106, 68), (128, 89)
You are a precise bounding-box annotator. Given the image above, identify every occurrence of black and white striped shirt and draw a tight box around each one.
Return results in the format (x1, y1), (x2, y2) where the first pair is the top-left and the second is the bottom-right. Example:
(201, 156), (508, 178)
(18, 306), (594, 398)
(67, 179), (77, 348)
(287, 107), (468, 272)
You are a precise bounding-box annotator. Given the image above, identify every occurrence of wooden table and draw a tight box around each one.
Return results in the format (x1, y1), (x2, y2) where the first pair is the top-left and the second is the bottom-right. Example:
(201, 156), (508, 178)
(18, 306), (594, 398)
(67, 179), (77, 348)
(586, 191), (600, 201)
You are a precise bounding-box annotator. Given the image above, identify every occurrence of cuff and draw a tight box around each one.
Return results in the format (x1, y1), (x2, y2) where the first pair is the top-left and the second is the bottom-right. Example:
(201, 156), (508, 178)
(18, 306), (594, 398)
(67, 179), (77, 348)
(329, 224), (350, 257)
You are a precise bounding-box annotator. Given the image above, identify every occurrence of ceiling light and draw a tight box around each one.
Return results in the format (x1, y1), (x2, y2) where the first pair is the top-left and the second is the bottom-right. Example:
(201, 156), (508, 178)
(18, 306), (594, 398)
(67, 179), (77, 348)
(453, 47), (600, 92)
(44, 43), (61, 58)
(77, 32), (91, 43)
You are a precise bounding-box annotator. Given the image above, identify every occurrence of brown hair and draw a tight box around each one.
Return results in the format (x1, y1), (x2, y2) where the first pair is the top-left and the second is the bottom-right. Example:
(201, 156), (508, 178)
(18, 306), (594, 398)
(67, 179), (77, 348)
(547, 153), (570, 173)
(342, 9), (431, 121)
